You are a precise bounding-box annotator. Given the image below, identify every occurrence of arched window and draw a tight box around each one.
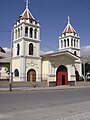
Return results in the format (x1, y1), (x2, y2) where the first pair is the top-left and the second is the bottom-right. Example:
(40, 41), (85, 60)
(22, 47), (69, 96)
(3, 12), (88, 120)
(14, 69), (19, 77)
(64, 39), (66, 47)
(30, 28), (33, 38)
(34, 29), (37, 39)
(18, 28), (20, 38)
(25, 26), (28, 37)
(29, 43), (33, 55)
(17, 43), (20, 55)
(67, 39), (69, 47)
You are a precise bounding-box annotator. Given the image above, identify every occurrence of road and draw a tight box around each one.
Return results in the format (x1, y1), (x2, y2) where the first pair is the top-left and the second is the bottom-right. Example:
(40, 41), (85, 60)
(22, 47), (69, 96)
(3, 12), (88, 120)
(0, 88), (90, 119)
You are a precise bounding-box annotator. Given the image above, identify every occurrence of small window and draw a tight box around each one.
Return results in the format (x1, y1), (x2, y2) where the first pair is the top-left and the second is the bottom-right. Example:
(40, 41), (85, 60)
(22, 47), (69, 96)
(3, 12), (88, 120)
(29, 43), (33, 55)
(17, 43), (20, 55)
(25, 26), (28, 37)
(14, 69), (19, 77)
(64, 33), (66, 36)
(74, 51), (77, 56)
(30, 20), (33, 23)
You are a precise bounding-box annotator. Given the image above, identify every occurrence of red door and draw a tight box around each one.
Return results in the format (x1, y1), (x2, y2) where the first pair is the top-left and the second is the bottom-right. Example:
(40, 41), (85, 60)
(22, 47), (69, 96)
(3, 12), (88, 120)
(56, 65), (68, 86)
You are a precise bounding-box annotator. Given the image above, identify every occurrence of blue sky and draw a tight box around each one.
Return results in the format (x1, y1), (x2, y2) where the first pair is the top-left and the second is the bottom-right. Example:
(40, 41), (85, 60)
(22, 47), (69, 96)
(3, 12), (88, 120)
(0, 0), (90, 52)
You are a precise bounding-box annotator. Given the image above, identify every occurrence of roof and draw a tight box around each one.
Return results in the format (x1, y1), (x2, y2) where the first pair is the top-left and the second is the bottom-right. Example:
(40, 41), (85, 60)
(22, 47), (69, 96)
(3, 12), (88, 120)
(41, 51), (80, 60)
(62, 17), (76, 34)
(63, 22), (76, 34)
(19, 8), (35, 21)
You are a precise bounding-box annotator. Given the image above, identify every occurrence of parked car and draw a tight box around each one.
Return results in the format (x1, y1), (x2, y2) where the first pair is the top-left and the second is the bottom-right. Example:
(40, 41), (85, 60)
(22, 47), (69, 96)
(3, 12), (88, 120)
(86, 72), (90, 81)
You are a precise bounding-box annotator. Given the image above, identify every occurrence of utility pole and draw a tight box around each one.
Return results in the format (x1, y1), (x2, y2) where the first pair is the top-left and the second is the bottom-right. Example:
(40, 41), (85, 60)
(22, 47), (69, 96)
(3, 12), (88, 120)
(83, 61), (86, 82)
(9, 29), (13, 91)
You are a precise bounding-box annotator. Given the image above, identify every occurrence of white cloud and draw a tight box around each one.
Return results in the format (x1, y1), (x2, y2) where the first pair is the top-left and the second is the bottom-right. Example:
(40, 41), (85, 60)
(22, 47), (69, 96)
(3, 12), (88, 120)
(3, 47), (10, 53)
(81, 46), (90, 56)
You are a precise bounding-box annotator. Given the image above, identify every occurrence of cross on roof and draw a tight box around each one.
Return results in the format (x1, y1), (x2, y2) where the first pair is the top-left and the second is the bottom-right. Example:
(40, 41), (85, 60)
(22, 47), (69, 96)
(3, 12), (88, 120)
(67, 16), (70, 24)
(25, 0), (30, 8)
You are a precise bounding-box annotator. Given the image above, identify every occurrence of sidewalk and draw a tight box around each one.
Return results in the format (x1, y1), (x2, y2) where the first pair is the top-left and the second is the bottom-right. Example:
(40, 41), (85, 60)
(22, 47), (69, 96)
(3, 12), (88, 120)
(0, 85), (90, 92)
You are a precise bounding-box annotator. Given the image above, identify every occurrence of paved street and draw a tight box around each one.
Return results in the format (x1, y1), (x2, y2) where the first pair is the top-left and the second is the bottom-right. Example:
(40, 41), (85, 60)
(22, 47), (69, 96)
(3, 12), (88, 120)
(0, 88), (90, 119)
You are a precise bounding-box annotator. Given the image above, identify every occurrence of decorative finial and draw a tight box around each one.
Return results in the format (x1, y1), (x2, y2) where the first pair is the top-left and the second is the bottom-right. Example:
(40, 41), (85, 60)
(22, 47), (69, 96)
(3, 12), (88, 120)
(25, 0), (29, 8)
(67, 16), (70, 24)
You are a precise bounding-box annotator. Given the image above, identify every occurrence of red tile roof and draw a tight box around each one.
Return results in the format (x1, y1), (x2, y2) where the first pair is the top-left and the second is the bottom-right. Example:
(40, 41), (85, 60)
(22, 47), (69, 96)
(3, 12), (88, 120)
(63, 22), (76, 34)
(20, 8), (35, 20)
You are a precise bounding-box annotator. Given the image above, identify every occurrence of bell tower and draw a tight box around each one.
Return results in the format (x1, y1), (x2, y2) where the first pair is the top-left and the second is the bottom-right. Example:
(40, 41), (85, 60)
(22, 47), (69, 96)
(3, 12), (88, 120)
(12, 0), (41, 82)
(59, 17), (82, 79)
(59, 17), (80, 57)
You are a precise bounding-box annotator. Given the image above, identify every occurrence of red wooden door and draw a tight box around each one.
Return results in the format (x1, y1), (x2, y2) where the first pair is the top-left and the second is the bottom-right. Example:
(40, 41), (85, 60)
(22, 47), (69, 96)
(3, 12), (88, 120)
(56, 65), (68, 86)
(27, 69), (36, 82)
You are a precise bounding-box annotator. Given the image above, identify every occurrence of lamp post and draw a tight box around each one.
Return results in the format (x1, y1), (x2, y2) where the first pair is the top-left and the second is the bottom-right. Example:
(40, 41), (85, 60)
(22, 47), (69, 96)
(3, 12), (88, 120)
(9, 29), (13, 91)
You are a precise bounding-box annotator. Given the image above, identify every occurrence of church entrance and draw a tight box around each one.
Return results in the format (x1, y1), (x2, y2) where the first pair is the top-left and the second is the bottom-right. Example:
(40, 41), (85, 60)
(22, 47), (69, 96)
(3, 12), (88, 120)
(27, 69), (36, 82)
(56, 65), (68, 86)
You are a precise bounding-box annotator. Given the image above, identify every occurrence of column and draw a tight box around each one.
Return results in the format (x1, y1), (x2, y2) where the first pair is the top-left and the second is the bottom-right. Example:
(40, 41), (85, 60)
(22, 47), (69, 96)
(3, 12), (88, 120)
(20, 24), (26, 81)
(78, 39), (80, 48)
(66, 39), (68, 47)
(22, 24), (25, 56)
(69, 37), (71, 47)
(28, 27), (30, 38)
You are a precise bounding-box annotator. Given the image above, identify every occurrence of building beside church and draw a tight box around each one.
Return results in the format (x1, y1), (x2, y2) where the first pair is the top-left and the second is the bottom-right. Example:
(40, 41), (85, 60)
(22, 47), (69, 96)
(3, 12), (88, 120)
(12, 1), (82, 86)
(0, 47), (10, 80)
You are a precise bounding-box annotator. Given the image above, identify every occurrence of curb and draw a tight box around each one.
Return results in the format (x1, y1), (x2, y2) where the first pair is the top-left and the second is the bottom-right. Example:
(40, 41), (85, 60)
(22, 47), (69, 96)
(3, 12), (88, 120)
(0, 86), (90, 92)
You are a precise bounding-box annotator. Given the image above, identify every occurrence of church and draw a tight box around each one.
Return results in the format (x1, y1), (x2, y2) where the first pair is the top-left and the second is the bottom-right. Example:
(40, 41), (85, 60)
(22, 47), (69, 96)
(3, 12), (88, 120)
(12, 0), (82, 86)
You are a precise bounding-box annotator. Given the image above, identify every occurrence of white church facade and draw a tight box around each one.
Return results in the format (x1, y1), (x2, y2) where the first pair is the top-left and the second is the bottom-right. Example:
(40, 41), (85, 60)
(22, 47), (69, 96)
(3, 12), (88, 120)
(12, 1), (82, 86)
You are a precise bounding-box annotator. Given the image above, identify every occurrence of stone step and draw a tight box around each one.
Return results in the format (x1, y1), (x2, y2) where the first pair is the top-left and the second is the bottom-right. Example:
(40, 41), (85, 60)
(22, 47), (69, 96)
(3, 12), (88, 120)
(0, 81), (47, 88)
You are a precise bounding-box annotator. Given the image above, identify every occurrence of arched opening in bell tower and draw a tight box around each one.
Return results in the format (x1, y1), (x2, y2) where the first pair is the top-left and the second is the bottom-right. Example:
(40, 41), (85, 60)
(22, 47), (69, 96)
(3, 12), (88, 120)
(25, 26), (28, 37)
